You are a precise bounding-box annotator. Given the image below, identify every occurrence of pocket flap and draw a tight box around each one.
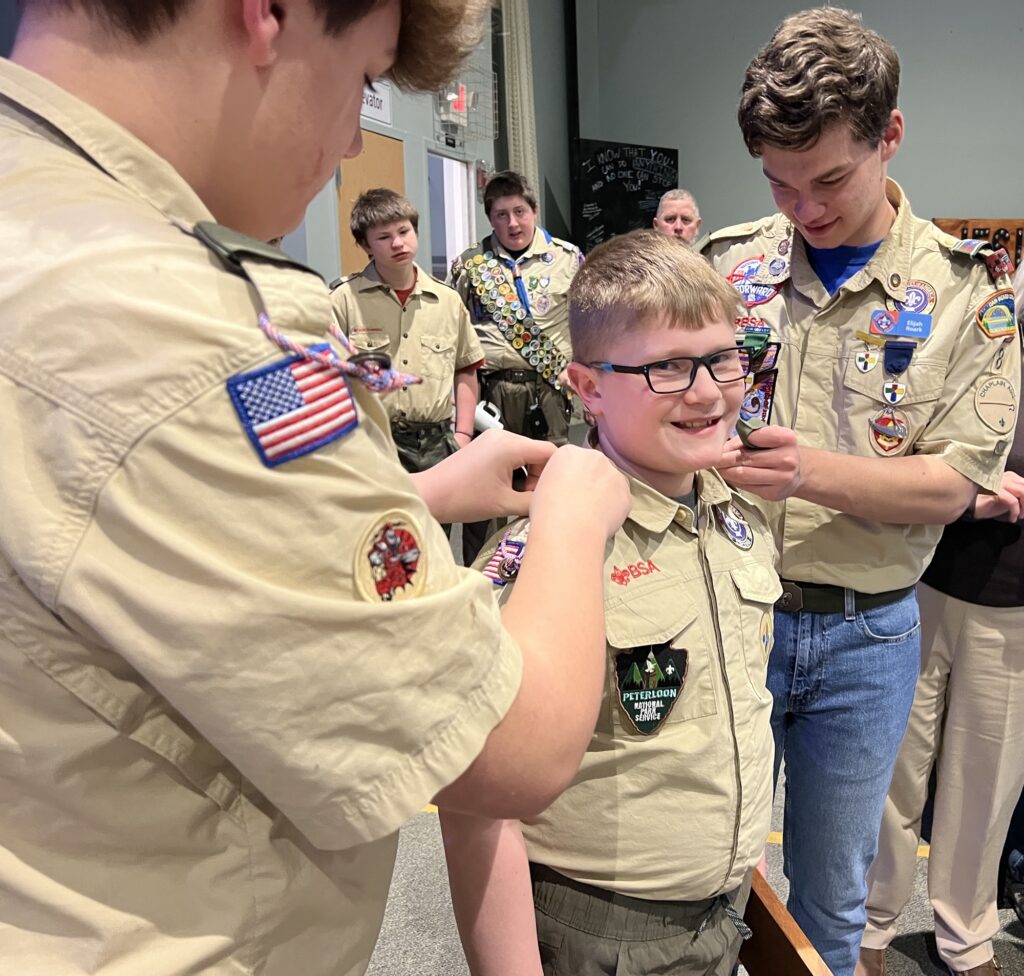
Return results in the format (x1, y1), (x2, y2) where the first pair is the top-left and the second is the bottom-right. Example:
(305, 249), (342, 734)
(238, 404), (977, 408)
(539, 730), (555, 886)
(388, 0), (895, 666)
(350, 330), (391, 351)
(730, 564), (783, 604)
(605, 578), (699, 648)
(843, 358), (944, 405)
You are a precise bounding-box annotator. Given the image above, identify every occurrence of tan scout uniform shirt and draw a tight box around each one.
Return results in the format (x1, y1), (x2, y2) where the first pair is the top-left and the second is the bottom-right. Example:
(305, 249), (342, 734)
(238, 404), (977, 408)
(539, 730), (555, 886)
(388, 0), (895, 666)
(449, 228), (583, 370)
(0, 58), (522, 976)
(704, 181), (1021, 592)
(478, 471), (780, 901)
(331, 261), (484, 424)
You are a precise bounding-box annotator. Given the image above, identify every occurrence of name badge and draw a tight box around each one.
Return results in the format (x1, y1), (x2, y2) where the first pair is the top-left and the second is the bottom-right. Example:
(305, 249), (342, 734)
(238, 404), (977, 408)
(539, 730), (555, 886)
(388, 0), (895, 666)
(870, 309), (933, 339)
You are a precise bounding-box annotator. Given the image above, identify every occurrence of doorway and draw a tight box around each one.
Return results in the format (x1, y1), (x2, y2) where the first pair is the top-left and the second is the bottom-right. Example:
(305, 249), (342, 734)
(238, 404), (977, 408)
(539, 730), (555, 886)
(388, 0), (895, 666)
(427, 153), (475, 280)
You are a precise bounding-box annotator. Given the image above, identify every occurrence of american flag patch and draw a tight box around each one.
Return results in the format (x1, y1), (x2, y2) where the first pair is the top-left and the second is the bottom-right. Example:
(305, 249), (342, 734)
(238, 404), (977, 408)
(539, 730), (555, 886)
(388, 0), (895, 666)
(227, 345), (358, 467)
(482, 539), (525, 586)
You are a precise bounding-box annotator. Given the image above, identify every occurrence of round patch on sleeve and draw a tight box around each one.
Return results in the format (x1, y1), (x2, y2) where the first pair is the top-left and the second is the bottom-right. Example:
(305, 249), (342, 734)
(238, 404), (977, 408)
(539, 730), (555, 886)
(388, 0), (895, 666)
(974, 376), (1018, 434)
(355, 511), (428, 603)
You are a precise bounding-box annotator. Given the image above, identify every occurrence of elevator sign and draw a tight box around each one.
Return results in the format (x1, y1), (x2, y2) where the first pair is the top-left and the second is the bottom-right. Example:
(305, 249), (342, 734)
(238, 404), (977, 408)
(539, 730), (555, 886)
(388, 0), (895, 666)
(361, 81), (393, 126)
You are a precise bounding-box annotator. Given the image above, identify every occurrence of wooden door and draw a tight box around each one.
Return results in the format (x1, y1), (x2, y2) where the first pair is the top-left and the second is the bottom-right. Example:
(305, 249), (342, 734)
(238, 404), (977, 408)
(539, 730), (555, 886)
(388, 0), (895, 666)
(337, 129), (406, 277)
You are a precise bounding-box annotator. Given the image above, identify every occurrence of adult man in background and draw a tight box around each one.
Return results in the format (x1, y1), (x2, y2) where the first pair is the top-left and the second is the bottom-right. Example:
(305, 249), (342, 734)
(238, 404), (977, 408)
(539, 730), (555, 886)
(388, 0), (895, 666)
(0, 1), (630, 973)
(704, 8), (1019, 975)
(450, 169), (584, 561)
(652, 187), (703, 244)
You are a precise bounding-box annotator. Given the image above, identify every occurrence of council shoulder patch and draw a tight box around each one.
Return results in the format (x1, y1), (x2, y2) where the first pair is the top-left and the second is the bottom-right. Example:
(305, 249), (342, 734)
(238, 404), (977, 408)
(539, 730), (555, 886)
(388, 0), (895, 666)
(227, 345), (358, 467)
(614, 644), (687, 735)
(975, 289), (1017, 340)
(355, 512), (427, 603)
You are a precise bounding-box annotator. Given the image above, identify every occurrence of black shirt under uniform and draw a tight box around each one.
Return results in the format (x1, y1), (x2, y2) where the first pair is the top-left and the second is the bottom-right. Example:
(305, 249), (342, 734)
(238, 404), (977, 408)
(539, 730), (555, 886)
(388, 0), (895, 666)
(922, 406), (1024, 608)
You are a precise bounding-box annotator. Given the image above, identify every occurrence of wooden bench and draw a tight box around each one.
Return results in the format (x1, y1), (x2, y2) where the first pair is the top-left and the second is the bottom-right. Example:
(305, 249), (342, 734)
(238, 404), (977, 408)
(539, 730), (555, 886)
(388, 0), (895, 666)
(739, 870), (833, 975)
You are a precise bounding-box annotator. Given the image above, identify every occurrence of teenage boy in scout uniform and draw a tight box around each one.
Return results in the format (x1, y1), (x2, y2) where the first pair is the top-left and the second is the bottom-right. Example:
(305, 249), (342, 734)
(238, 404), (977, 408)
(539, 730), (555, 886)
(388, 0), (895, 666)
(0, 3), (632, 975)
(702, 9), (1021, 976)
(442, 231), (796, 976)
(332, 188), (484, 474)
(450, 170), (584, 561)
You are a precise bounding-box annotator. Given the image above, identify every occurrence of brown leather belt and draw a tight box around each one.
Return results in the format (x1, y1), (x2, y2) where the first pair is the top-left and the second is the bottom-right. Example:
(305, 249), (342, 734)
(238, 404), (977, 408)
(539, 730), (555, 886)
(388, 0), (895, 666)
(488, 368), (538, 383)
(775, 580), (914, 614)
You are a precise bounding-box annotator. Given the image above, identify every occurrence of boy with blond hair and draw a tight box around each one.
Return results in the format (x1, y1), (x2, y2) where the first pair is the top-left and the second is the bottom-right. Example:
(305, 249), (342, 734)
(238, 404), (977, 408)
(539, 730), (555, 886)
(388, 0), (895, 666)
(332, 187), (484, 473)
(442, 230), (799, 975)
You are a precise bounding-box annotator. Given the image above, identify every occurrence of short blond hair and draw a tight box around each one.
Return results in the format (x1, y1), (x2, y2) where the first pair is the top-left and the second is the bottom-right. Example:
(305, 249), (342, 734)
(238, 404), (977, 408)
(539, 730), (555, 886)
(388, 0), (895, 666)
(569, 230), (741, 363)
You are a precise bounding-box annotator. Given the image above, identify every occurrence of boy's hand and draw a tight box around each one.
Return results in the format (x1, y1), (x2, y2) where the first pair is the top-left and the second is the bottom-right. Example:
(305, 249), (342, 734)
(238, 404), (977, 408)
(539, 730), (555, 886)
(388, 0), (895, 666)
(529, 444), (630, 537)
(412, 429), (556, 523)
(718, 425), (801, 501)
(973, 470), (1024, 522)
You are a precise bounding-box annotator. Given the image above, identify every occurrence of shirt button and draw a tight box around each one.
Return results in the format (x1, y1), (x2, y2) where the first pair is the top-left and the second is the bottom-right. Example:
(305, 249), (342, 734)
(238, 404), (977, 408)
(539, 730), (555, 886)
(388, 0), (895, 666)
(403, 332), (409, 338)
(402, 359), (408, 365)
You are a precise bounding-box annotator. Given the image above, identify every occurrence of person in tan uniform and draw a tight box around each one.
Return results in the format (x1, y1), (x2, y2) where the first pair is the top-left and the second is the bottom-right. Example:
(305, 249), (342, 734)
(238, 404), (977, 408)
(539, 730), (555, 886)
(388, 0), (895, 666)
(0, 3), (632, 974)
(702, 9), (1020, 976)
(450, 170), (584, 562)
(331, 188), (484, 474)
(441, 231), (792, 976)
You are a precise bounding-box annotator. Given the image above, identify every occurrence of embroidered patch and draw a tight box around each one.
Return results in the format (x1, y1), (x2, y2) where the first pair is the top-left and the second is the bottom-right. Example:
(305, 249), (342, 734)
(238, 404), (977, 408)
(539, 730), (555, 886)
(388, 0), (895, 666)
(975, 289), (1017, 340)
(951, 238), (987, 255)
(227, 345), (358, 468)
(482, 537), (526, 586)
(984, 248), (1013, 281)
(740, 370), (777, 424)
(727, 257), (780, 308)
(870, 407), (910, 455)
(716, 505), (754, 550)
(974, 376), (1018, 433)
(886, 279), (937, 315)
(614, 644), (687, 735)
(609, 560), (661, 586)
(355, 513), (426, 603)
(759, 611), (774, 663)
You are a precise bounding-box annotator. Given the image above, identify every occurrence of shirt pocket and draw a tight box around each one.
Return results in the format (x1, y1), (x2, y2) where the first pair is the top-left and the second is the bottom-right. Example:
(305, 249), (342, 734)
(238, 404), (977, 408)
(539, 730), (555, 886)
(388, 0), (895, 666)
(603, 578), (719, 735)
(838, 358), (945, 457)
(349, 330), (391, 355)
(417, 332), (457, 379)
(728, 563), (782, 702)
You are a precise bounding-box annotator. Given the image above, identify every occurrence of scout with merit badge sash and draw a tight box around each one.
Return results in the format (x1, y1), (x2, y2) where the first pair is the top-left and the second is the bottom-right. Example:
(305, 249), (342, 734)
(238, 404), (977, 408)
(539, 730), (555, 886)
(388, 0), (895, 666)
(193, 221), (431, 606)
(480, 498), (760, 736)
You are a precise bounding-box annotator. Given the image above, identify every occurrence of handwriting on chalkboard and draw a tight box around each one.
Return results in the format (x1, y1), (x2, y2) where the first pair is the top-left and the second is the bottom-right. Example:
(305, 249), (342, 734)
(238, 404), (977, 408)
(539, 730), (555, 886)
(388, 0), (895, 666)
(574, 139), (679, 253)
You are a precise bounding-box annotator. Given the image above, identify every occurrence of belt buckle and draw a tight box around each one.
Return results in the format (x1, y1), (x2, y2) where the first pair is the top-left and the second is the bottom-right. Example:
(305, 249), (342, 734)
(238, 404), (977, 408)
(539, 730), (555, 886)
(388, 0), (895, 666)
(510, 369), (528, 382)
(776, 581), (803, 612)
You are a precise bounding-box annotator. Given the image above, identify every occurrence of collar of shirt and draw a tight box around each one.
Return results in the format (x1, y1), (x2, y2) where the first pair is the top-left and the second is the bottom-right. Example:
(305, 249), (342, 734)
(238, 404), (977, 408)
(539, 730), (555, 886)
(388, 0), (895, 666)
(0, 57), (213, 226)
(625, 468), (733, 535)
(353, 261), (441, 301)
(492, 228), (553, 265)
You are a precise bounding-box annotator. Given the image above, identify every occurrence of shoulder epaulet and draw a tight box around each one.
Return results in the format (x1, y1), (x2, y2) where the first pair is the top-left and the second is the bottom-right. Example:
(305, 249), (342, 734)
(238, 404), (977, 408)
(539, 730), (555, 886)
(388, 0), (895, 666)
(705, 214), (781, 245)
(430, 273), (459, 294)
(551, 236), (582, 256)
(193, 221), (322, 281)
(328, 272), (361, 292)
(941, 237), (1015, 284)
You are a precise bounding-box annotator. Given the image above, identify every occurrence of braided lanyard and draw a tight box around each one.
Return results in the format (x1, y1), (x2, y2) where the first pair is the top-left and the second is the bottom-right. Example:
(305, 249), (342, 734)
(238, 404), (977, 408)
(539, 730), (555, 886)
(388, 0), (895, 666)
(257, 313), (420, 395)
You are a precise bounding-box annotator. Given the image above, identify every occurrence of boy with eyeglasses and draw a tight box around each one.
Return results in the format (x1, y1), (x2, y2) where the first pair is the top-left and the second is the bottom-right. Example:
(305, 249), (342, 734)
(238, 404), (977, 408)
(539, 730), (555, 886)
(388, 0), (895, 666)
(441, 230), (799, 976)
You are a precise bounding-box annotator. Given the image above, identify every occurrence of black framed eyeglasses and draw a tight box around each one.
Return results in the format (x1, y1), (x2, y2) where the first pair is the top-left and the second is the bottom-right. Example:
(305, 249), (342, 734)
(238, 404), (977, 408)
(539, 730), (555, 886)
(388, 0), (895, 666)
(588, 348), (750, 394)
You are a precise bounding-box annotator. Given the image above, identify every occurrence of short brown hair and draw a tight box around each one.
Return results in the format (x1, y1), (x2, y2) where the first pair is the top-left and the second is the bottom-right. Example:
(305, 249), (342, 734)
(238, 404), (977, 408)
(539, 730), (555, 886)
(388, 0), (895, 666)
(569, 230), (741, 364)
(483, 171), (538, 218)
(349, 188), (418, 246)
(738, 6), (900, 155)
(17, 0), (489, 92)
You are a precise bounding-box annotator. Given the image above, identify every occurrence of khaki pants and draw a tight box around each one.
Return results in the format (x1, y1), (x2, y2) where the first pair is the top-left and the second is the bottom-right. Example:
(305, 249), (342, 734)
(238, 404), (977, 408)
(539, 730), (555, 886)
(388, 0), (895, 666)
(531, 863), (745, 976)
(862, 582), (1024, 970)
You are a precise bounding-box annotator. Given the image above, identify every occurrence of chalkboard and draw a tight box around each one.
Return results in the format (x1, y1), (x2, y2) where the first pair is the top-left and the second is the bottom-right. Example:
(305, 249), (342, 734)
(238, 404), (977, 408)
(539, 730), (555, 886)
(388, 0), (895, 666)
(573, 138), (679, 253)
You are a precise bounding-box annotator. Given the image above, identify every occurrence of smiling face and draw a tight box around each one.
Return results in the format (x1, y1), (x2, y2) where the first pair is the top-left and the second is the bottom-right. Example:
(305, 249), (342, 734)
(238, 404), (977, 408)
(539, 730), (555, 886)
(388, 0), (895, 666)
(362, 218), (418, 280)
(569, 315), (744, 497)
(759, 114), (903, 249)
(488, 194), (538, 253)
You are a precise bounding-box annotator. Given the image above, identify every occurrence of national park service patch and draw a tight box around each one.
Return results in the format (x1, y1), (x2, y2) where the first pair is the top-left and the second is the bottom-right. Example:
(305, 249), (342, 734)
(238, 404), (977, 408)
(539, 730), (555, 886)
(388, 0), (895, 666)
(614, 644), (687, 735)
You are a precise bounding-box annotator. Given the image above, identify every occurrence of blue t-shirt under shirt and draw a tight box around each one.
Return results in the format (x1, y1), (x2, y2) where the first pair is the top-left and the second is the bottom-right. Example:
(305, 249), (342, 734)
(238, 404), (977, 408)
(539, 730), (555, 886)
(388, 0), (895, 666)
(805, 240), (882, 296)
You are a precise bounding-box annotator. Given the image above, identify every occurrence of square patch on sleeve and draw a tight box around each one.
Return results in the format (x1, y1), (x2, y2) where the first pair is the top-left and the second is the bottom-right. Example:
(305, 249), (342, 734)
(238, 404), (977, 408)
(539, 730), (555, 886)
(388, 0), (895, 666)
(227, 345), (359, 467)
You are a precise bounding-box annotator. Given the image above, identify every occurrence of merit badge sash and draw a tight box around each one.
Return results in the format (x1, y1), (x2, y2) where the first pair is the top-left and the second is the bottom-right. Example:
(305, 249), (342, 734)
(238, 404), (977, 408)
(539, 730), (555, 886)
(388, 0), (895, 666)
(614, 644), (687, 735)
(463, 246), (568, 392)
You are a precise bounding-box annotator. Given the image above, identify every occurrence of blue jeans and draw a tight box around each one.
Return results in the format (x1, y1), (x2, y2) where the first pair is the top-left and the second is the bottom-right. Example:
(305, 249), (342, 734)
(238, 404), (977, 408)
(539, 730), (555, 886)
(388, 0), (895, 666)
(769, 590), (921, 976)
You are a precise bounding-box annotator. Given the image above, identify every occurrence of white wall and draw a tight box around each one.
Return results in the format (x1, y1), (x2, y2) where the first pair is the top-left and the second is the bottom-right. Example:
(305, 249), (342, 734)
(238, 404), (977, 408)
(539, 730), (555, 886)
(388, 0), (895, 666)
(562, 0), (1024, 234)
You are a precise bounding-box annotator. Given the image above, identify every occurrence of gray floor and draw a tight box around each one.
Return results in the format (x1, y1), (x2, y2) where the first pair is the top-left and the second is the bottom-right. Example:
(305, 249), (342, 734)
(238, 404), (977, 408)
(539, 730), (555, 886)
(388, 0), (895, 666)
(366, 779), (1024, 976)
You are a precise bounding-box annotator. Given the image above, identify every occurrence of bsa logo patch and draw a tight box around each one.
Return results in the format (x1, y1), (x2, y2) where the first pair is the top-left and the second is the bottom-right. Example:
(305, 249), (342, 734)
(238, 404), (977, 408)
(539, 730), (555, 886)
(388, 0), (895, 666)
(610, 560), (661, 586)
(614, 644), (687, 735)
(727, 257), (780, 308)
(355, 513), (426, 602)
(716, 505), (754, 550)
(975, 290), (1017, 340)
(870, 309), (897, 334)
